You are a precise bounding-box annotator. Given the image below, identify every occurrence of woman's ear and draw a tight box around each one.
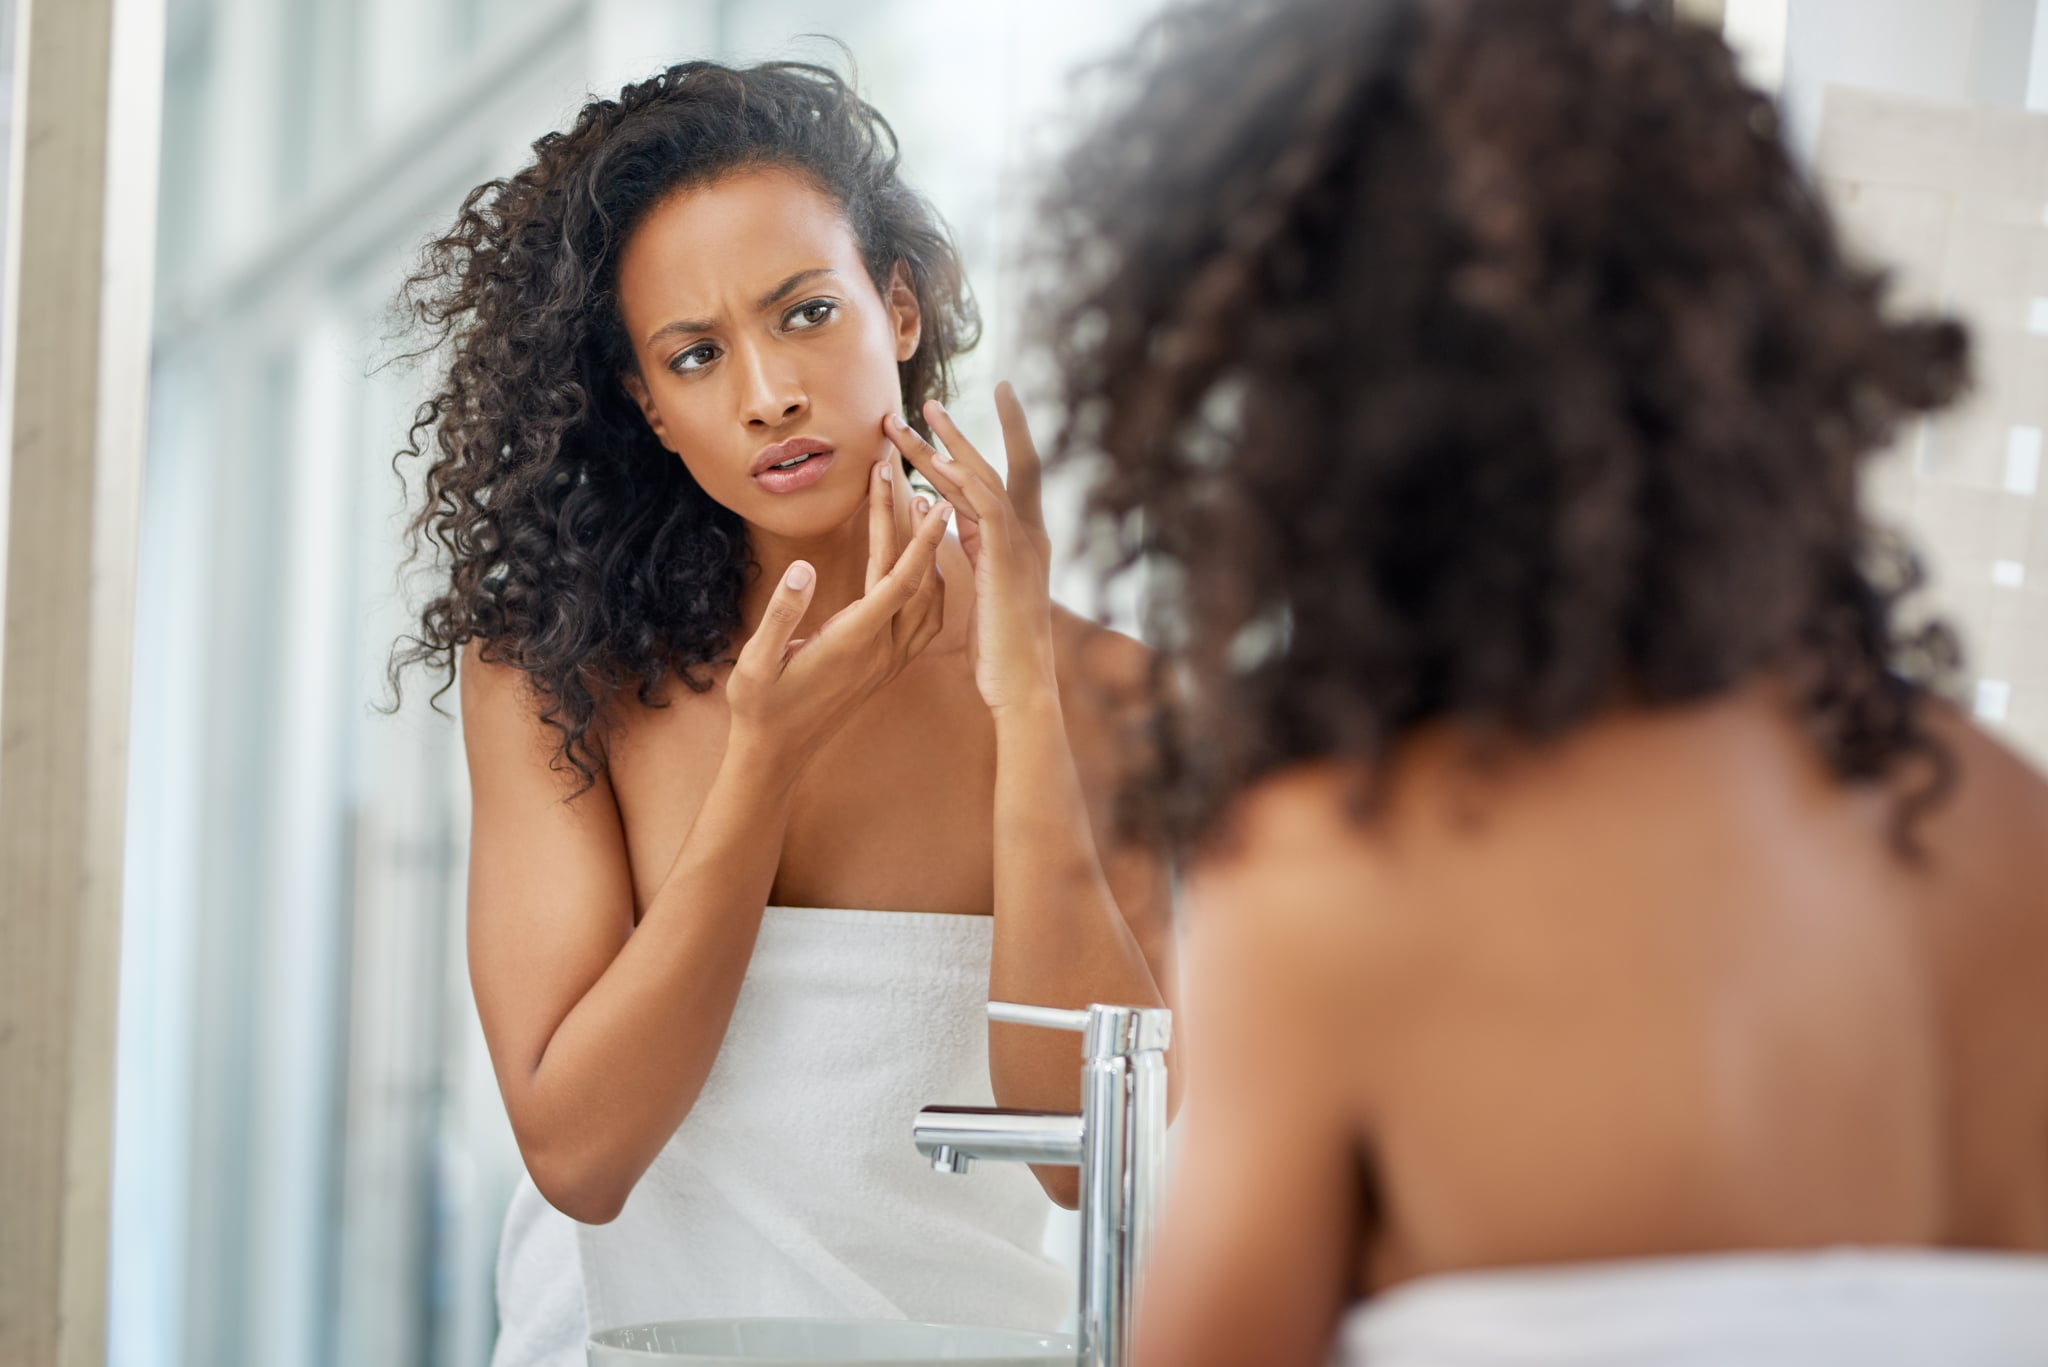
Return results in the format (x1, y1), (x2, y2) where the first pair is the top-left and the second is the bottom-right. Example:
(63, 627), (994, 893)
(620, 370), (675, 453)
(887, 260), (922, 364)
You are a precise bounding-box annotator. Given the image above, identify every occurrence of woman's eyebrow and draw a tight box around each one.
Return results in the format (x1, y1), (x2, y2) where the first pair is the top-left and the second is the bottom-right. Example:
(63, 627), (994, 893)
(754, 266), (837, 311)
(645, 267), (841, 347)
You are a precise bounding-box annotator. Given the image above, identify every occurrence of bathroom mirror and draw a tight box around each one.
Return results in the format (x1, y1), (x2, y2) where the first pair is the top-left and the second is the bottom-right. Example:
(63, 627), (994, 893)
(97, 4), (1167, 1365)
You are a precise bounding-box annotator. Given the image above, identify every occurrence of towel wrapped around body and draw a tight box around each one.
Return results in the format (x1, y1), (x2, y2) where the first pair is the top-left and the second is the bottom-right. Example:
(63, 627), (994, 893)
(489, 904), (1071, 1367)
(1338, 1248), (2048, 1367)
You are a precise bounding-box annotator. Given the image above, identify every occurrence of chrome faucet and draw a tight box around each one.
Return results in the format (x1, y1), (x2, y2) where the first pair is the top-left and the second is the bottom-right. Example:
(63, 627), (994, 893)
(913, 1000), (1173, 1367)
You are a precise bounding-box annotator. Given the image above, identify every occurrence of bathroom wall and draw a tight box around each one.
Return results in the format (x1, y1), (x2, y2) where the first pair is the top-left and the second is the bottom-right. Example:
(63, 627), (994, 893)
(1777, 1), (2048, 764)
(1779, 0), (2041, 156)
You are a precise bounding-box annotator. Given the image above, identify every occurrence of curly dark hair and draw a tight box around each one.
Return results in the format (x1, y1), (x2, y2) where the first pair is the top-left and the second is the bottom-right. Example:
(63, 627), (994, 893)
(390, 59), (978, 789)
(1042, 0), (1968, 853)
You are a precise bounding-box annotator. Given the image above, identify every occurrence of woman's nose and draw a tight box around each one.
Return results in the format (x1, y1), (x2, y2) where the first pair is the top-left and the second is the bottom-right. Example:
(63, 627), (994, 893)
(735, 345), (807, 428)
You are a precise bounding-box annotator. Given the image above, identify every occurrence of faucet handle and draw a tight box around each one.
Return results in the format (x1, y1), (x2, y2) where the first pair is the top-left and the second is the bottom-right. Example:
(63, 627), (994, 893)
(987, 1000), (1092, 1033)
(989, 1000), (1173, 1059)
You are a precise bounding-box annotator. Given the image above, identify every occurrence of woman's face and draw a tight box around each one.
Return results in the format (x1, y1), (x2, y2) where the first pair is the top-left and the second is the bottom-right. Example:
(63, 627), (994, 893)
(617, 166), (921, 539)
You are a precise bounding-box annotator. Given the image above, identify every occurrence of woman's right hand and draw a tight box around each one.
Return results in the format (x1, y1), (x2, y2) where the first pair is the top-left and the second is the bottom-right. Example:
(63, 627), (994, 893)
(724, 459), (952, 780)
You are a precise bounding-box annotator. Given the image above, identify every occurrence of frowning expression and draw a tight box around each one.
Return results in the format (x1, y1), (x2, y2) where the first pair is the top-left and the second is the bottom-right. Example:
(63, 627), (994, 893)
(617, 166), (921, 538)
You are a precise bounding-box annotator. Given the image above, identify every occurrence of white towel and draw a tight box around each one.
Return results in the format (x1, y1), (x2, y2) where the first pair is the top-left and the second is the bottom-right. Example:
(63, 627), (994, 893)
(1337, 1248), (2048, 1367)
(489, 1173), (585, 1367)
(489, 905), (1071, 1364)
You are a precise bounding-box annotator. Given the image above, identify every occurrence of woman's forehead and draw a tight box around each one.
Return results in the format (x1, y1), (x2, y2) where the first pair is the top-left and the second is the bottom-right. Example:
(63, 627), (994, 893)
(617, 167), (864, 330)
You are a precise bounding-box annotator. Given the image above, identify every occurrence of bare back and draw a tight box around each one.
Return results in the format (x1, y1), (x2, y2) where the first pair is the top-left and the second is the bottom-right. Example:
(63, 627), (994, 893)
(1163, 683), (2048, 1339)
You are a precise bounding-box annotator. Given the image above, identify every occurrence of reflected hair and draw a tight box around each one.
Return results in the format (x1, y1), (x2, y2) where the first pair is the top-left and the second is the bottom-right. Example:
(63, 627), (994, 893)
(1043, 0), (1967, 853)
(389, 58), (978, 791)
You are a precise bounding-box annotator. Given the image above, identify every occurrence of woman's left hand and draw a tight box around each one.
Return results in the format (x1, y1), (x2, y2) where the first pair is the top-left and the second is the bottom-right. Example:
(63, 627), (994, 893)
(884, 383), (1056, 717)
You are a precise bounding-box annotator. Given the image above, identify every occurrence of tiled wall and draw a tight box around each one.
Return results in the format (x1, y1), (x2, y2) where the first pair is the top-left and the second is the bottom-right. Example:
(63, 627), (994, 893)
(1818, 84), (2048, 765)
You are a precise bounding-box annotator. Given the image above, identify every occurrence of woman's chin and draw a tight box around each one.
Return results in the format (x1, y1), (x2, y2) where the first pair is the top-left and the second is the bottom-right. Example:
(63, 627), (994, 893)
(743, 478), (870, 542)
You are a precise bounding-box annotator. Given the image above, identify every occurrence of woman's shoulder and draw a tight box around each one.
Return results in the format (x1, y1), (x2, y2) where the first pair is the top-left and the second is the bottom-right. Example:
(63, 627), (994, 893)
(1050, 608), (1155, 725)
(1049, 607), (1155, 773)
(1190, 759), (1389, 944)
(1050, 605), (1151, 679)
(455, 640), (627, 819)
(1917, 696), (2048, 824)
(1905, 698), (2048, 917)
(458, 638), (728, 782)
(458, 639), (560, 760)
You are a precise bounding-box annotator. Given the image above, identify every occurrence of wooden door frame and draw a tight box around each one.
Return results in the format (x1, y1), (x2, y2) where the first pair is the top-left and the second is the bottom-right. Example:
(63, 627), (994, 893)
(0, 0), (164, 1361)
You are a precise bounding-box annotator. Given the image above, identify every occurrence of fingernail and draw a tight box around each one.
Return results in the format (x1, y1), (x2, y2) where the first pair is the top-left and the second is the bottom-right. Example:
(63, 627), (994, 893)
(940, 502), (955, 522)
(785, 561), (813, 589)
(935, 446), (955, 464)
(914, 495), (931, 516)
(878, 461), (892, 484)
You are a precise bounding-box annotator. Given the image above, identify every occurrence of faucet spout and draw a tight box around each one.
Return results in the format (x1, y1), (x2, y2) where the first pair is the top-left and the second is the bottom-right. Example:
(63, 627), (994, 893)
(913, 1001), (1173, 1367)
(913, 1106), (1086, 1169)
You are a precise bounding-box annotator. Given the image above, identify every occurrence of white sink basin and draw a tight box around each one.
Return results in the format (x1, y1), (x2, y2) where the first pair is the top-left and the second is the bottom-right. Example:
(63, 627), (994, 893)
(585, 1317), (1077, 1366)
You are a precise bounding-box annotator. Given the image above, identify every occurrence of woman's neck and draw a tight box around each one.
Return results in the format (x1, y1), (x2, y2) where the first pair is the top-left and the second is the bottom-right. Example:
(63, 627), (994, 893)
(736, 481), (911, 643)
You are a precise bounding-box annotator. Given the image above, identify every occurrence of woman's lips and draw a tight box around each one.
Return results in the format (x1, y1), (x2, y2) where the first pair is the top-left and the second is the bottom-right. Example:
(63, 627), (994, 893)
(753, 449), (835, 493)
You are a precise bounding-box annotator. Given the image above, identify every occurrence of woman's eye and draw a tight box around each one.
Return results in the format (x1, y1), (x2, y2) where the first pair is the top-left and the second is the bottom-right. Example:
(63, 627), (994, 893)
(669, 342), (719, 373)
(786, 299), (837, 330)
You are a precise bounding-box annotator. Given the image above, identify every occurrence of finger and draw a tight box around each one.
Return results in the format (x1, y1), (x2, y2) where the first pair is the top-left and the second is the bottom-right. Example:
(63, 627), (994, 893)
(909, 489), (968, 570)
(994, 382), (1045, 532)
(886, 413), (999, 523)
(925, 399), (1002, 488)
(885, 412), (971, 499)
(893, 529), (944, 655)
(865, 457), (896, 593)
(957, 508), (983, 569)
(925, 402), (1018, 536)
(872, 496), (954, 616)
(736, 560), (815, 677)
(904, 565), (946, 659)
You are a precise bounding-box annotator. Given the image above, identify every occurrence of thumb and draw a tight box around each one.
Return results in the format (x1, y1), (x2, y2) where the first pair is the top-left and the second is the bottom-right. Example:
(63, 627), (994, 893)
(738, 560), (815, 677)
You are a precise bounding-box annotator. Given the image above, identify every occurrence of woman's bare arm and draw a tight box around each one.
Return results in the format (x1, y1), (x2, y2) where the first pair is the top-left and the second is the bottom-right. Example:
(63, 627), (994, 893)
(1133, 805), (1367, 1367)
(886, 395), (1175, 1210)
(987, 624), (1180, 1209)
(465, 478), (951, 1223)
(463, 650), (802, 1224)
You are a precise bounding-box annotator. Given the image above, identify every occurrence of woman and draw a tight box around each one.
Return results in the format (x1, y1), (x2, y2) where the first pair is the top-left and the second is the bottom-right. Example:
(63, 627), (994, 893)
(1041, 0), (2048, 1363)
(391, 60), (1173, 1364)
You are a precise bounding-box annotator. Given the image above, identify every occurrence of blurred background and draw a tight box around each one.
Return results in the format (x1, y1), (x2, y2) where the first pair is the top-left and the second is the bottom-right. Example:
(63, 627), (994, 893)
(4, 0), (2032, 1364)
